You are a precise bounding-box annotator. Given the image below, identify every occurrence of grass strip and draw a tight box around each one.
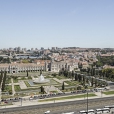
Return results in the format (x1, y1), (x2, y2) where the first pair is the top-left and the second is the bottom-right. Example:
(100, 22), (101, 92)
(39, 93), (96, 102)
(24, 81), (30, 87)
(103, 91), (114, 95)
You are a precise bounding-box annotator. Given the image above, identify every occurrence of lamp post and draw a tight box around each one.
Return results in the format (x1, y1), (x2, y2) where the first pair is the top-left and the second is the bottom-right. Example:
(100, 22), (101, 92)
(87, 91), (88, 114)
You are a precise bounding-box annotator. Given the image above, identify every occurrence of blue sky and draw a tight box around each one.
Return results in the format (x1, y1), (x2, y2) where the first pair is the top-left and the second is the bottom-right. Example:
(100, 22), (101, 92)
(0, 0), (114, 49)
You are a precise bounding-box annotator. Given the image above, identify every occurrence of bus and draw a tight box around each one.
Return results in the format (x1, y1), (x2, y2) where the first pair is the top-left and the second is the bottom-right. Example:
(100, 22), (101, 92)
(102, 108), (110, 113)
(62, 112), (74, 114)
(96, 109), (102, 114)
(79, 109), (95, 114)
(104, 105), (114, 109)
(96, 108), (110, 114)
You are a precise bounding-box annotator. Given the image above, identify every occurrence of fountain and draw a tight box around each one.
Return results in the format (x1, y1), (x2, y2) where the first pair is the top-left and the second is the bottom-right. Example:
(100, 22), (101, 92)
(33, 74), (50, 83)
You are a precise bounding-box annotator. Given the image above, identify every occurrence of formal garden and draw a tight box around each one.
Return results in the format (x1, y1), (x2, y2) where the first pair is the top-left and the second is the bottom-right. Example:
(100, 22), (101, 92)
(1, 66), (114, 99)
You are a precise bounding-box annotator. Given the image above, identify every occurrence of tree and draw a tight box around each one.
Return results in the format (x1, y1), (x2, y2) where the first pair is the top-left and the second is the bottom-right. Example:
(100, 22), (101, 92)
(63, 70), (68, 77)
(27, 70), (28, 77)
(78, 73), (82, 82)
(78, 63), (82, 69)
(40, 69), (42, 75)
(52, 73), (57, 77)
(87, 67), (90, 76)
(40, 86), (44, 94)
(75, 73), (78, 81)
(90, 68), (93, 76)
(93, 68), (95, 76)
(91, 77), (94, 87)
(77, 85), (82, 90)
(2, 71), (7, 91)
(68, 71), (71, 78)
(62, 82), (65, 90)
(82, 74), (85, 86)
(0, 70), (3, 86)
(71, 70), (74, 81)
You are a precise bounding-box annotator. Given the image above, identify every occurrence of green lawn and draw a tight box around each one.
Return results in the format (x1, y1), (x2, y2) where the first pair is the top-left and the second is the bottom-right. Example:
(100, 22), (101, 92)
(14, 85), (21, 91)
(4, 85), (12, 92)
(5, 78), (11, 84)
(24, 81), (30, 87)
(103, 91), (114, 95)
(39, 93), (96, 102)
(64, 80), (80, 86)
(13, 78), (18, 83)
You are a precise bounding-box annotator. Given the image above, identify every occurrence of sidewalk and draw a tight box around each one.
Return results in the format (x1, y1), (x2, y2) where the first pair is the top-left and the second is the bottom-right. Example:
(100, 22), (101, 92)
(11, 78), (15, 96)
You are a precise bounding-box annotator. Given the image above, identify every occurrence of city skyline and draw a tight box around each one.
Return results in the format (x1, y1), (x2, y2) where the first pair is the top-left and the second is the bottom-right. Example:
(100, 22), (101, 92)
(0, 0), (114, 49)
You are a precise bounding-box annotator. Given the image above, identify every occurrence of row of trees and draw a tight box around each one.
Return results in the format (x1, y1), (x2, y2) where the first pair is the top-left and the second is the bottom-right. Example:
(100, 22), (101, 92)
(59, 68), (107, 89)
(59, 70), (74, 80)
(0, 71), (7, 91)
(102, 68), (114, 80)
(96, 56), (114, 67)
(0, 57), (11, 63)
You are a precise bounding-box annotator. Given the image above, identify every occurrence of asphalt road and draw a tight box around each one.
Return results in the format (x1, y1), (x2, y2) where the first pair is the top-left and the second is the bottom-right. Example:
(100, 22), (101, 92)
(0, 96), (114, 114)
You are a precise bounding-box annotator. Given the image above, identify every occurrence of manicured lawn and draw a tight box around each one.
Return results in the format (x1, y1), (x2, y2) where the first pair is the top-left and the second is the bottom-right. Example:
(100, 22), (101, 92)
(13, 78), (18, 83)
(103, 91), (114, 95)
(64, 80), (80, 86)
(24, 81), (30, 87)
(14, 85), (21, 91)
(5, 78), (11, 84)
(4, 85), (12, 92)
(39, 93), (96, 102)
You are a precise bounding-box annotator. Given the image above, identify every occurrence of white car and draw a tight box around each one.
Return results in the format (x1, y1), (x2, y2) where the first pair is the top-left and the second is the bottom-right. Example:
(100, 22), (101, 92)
(44, 110), (50, 114)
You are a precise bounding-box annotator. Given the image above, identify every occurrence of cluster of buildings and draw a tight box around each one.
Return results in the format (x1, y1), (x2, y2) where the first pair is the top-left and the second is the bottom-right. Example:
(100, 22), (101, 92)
(0, 47), (99, 73)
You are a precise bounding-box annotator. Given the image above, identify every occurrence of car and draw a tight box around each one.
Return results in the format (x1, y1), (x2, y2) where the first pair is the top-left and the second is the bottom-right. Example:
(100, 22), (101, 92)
(29, 97), (33, 100)
(4, 101), (8, 104)
(44, 110), (50, 114)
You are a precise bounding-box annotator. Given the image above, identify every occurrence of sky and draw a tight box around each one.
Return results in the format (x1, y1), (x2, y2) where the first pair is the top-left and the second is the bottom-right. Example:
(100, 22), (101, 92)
(0, 0), (114, 49)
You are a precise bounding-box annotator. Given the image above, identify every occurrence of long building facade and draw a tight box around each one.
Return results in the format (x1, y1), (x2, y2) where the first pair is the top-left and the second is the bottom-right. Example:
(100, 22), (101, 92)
(0, 59), (79, 73)
(0, 63), (47, 73)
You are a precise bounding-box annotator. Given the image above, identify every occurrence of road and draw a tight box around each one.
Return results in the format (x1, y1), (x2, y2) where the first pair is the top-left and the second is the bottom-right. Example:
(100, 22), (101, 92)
(0, 96), (114, 114)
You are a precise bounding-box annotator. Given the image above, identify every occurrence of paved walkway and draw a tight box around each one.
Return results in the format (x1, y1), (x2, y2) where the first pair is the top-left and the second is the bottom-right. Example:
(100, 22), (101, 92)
(18, 80), (27, 89)
(11, 78), (15, 96)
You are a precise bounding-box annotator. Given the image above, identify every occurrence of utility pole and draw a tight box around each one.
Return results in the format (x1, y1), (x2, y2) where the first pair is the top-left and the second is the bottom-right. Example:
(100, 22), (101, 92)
(87, 91), (88, 114)
(0, 88), (1, 103)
